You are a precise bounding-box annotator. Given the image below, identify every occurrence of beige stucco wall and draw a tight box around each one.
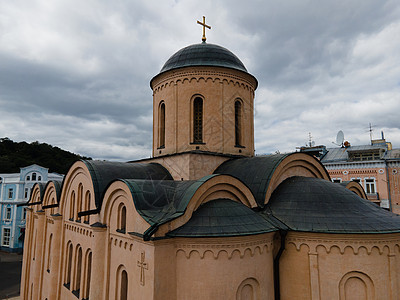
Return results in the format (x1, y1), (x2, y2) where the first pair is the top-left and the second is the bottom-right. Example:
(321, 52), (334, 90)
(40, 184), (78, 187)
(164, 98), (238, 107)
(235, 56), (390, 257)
(280, 232), (400, 300)
(175, 234), (275, 300)
(146, 152), (232, 180)
(151, 66), (257, 158)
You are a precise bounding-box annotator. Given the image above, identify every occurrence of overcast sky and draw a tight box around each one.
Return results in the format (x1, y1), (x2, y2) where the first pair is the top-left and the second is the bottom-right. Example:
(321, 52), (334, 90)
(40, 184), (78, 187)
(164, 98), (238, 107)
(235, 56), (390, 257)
(1, 0), (399, 161)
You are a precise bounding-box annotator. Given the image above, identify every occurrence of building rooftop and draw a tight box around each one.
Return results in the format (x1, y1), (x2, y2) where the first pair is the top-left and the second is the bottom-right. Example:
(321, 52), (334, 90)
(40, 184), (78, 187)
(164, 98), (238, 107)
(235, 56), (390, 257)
(263, 176), (400, 234)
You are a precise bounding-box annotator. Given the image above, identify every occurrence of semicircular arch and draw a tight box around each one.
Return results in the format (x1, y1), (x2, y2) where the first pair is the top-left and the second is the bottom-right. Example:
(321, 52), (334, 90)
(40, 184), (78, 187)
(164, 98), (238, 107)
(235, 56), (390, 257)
(264, 152), (330, 205)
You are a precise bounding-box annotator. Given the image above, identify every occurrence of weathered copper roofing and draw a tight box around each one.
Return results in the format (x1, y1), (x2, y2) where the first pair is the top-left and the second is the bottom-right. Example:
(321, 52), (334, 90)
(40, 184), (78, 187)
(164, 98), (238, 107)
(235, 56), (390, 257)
(29, 182), (47, 203)
(265, 176), (400, 233)
(83, 160), (172, 210)
(214, 154), (290, 207)
(121, 175), (218, 225)
(160, 42), (248, 74)
(44, 180), (63, 203)
(167, 199), (277, 237)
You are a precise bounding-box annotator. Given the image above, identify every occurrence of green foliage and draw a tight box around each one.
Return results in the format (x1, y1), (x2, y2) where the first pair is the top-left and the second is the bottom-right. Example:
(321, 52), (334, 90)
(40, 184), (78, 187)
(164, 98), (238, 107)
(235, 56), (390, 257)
(0, 137), (92, 174)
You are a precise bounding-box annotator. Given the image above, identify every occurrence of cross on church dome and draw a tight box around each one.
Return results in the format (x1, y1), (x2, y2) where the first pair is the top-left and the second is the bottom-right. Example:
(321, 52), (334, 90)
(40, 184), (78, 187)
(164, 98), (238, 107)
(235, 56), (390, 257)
(197, 16), (211, 42)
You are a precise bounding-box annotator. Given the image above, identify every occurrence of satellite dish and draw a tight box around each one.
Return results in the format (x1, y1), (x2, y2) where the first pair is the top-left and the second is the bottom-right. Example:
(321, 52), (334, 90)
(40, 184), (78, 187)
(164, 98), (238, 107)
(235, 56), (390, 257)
(332, 130), (345, 147)
(336, 130), (344, 146)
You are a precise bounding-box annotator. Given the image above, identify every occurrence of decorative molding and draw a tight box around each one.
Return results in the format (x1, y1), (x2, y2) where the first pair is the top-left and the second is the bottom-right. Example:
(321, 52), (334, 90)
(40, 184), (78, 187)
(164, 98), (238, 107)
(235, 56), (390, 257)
(175, 239), (272, 259)
(64, 222), (93, 237)
(153, 70), (255, 94)
(286, 234), (400, 255)
(324, 161), (386, 170)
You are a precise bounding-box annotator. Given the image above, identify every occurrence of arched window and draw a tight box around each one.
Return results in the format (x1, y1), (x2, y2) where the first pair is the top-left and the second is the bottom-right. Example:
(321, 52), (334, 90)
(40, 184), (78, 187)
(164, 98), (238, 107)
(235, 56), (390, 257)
(70, 192), (75, 221)
(83, 250), (92, 299)
(158, 102), (165, 148)
(235, 100), (242, 146)
(116, 267), (128, 300)
(77, 184), (83, 222)
(84, 192), (91, 224)
(47, 234), (52, 272)
(117, 204), (127, 233)
(236, 278), (260, 300)
(339, 271), (374, 300)
(65, 242), (73, 288)
(193, 97), (203, 143)
(32, 173), (37, 181)
(73, 246), (83, 297)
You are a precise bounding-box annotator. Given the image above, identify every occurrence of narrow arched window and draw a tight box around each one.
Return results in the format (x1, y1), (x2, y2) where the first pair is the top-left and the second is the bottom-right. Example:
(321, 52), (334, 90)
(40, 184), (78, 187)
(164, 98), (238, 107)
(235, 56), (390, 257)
(121, 270), (128, 300)
(158, 102), (165, 148)
(83, 251), (92, 299)
(77, 184), (83, 222)
(84, 192), (91, 224)
(65, 243), (73, 288)
(193, 97), (203, 143)
(74, 246), (82, 296)
(47, 234), (52, 272)
(70, 192), (75, 221)
(235, 100), (242, 146)
(117, 204), (126, 233)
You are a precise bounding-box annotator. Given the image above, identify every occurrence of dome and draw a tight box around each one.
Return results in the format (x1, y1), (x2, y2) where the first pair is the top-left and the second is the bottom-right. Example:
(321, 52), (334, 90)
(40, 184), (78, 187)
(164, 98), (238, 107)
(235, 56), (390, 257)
(159, 42), (248, 74)
(266, 176), (400, 234)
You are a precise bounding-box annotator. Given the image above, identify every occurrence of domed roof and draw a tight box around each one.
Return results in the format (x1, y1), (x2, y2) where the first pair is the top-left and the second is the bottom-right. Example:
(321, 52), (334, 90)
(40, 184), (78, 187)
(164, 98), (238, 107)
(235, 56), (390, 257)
(266, 176), (400, 234)
(159, 42), (248, 74)
(167, 199), (277, 237)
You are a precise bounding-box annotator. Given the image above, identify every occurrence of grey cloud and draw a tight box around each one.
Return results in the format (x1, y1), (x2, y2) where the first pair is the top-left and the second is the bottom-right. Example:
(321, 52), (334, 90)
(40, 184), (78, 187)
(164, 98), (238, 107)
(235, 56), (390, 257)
(0, 0), (399, 161)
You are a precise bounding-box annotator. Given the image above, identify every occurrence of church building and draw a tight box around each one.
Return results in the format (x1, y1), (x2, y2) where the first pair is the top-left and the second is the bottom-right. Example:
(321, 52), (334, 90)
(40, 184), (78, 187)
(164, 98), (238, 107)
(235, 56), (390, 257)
(21, 19), (400, 300)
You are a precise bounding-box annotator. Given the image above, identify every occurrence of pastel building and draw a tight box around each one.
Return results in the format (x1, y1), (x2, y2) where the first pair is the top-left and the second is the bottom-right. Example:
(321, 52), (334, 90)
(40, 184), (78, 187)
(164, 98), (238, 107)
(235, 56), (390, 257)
(0, 164), (63, 252)
(320, 138), (400, 213)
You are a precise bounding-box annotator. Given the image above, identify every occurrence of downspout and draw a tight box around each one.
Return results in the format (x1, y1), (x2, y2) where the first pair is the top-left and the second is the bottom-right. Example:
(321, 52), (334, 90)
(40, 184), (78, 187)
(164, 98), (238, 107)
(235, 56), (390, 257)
(143, 224), (159, 241)
(385, 159), (393, 211)
(274, 229), (287, 300)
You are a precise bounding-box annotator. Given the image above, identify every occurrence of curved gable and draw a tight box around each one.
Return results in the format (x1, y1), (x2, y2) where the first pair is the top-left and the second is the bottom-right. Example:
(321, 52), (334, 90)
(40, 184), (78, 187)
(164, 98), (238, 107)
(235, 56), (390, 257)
(83, 160), (173, 210)
(340, 181), (367, 199)
(214, 153), (330, 207)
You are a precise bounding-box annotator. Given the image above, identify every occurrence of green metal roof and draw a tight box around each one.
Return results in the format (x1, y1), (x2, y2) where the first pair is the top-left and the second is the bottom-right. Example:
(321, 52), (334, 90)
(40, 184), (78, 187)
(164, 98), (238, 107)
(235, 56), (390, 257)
(214, 154), (290, 207)
(83, 160), (172, 210)
(264, 176), (400, 234)
(167, 199), (277, 238)
(44, 180), (63, 203)
(159, 42), (248, 74)
(121, 175), (218, 225)
(28, 182), (47, 203)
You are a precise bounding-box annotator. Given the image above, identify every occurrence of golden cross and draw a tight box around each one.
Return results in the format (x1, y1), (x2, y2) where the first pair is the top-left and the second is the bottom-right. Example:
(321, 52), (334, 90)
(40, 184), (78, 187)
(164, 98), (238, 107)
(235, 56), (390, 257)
(137, 251), (148, 286)
(197, 16), (211, 42)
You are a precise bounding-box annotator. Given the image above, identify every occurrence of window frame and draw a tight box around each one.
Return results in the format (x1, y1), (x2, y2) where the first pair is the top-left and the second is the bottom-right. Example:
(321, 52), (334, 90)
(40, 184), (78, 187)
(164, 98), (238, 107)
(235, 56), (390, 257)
(192, 96), (204, 144)
(158, 101), (166, 149)
(234, 100), (243, 147)
(365, 178), (376, 194)
(8, 188), (14, 199)
(5, 206), (12, 221)
(2, 228), (11, 246)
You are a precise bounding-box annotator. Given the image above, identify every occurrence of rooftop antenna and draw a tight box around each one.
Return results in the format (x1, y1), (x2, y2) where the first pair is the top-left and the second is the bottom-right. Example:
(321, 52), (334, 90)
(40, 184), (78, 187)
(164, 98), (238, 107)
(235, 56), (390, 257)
(306, 132), (315, 147)
(369, 123), (374, 143)
(332, 130), (344, 147)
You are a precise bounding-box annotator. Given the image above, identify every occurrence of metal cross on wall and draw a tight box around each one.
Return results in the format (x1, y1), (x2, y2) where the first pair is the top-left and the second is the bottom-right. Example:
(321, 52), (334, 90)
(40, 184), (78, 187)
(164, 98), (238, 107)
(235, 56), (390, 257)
(197, 16), (211, 42)
(137, 251), (148, 286)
